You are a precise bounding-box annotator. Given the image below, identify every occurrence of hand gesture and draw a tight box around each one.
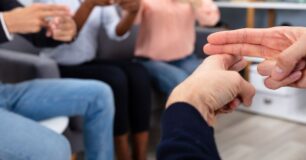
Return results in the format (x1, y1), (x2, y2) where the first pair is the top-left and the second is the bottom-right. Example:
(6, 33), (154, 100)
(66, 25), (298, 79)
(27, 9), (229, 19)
(3, 4), (70, 34)
(204, 27), (306, 89)
(167, 55), (255, 125)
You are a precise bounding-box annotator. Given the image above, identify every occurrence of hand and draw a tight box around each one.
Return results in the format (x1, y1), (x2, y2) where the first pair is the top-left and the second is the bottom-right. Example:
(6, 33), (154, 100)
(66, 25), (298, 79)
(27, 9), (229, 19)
(176, 0), (203, 8)
(47, 16), (77, 42)
(256, 59), (305, 89)
(118, 0), (140, 14)
(190, 0), (203, 8)
(85, 0), (113, 6)
(166, 55), (255, 126)
(204, 27), (306, 82)
(3, 4), (70, 34)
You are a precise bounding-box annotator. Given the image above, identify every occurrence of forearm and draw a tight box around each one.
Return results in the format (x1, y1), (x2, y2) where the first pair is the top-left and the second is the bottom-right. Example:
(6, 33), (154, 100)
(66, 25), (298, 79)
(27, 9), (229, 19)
(115, 11), (137, 36)
(73, 1), (95, 31)
(158, 103), (221, 160)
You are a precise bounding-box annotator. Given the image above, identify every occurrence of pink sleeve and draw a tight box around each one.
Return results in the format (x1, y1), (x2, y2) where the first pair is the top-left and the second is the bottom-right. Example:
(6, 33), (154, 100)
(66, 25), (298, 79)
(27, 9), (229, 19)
(194, 0), (220, 27)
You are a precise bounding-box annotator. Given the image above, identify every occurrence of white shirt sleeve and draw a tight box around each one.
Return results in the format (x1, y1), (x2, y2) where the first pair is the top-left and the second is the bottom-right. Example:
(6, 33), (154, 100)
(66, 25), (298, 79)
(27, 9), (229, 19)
(101, 6), (129, 41)
(0, 13), (14, 41)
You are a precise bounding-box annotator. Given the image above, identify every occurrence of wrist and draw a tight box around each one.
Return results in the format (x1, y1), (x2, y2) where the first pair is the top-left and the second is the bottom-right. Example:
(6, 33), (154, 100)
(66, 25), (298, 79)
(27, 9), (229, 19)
(166, 84), (216, 126)
(2, 12), (16, 34)
(127, 8), (139, 14)
(83, 0), (95, 9)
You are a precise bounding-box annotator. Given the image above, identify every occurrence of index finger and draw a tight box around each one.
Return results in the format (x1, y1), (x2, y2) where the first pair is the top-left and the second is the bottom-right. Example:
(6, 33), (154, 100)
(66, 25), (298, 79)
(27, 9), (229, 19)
(202, 54), (242, 70)
(207, 28), (269, 45)
(36, 4), (71, 18)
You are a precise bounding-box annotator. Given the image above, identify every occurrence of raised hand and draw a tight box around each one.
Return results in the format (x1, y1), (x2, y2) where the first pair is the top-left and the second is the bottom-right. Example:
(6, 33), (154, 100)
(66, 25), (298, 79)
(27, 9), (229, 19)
(118, 0), (140, 14)
(167, 55), (255, 125)
(73, 0), (114, 31)
(204, 27), (306, 82)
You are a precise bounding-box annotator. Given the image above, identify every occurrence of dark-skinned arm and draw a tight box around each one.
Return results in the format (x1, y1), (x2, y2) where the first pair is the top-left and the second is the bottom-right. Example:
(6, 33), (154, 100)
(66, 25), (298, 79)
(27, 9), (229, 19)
(73, 0), (112, 31)
(115, 0), (140, 36)
(115, 11), (138, 36)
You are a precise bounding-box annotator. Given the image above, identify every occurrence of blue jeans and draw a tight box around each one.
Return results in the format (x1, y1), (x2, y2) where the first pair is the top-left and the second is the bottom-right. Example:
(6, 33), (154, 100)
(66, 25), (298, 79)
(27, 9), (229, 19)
(140, 54), (203, 95)
(0, 79), (115, 160)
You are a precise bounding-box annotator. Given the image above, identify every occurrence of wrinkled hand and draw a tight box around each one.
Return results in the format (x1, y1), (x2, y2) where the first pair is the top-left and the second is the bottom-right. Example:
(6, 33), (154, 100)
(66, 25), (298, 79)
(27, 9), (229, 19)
(166, 55), (255, 126)
(204, 27), (306, 89)
(118, 0), (140, 13)
(47, 16), (77, 42)
(3, 4), (70, 34)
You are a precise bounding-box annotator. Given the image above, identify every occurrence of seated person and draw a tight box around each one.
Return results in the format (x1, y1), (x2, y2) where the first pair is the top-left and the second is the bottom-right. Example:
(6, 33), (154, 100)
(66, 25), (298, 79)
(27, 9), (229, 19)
(135, 0), (220, 95)
(35, 0), (151, 159)
(0, 1), (115, 159)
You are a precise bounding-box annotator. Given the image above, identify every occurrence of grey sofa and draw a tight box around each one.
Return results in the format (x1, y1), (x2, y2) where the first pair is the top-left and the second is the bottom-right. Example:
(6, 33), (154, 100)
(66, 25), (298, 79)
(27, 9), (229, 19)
(0, 38), (58, 82)
(0, 36), (85, 153)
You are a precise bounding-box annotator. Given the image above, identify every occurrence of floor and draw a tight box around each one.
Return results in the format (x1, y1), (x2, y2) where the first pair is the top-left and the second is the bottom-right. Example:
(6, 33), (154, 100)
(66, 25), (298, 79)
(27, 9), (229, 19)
(78, 110), (306, 160)
(148, 110), (306, 160)
(215, 111), (306, 160)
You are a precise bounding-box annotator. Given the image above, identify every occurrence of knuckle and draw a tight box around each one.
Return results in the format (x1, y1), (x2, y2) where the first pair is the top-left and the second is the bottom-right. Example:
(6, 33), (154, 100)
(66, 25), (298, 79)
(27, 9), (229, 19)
(33, 20), (41, 26)
(229, 71), (242, 85)
(264, 79), (279, 90)
(241, 29), (248, 43)
(33, 27), (41, 32)
(296, 80), (306, 88)
(277, 54), (295, 69)
(257, 64), (265, 75)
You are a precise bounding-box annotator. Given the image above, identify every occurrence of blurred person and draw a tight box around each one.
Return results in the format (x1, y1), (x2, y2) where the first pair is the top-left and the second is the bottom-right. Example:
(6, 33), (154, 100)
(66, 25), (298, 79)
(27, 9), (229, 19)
(0, 1), (116, 160)
(204, 27), (306, 89)
(158, 54), (255, 159)
(135, 0), (220, 95)
(35, 0), (151, 159)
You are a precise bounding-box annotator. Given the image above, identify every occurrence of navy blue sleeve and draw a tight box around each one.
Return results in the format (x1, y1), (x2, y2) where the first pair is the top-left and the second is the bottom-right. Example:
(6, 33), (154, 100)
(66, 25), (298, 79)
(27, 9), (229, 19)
(157, 102), (221, 160)
(0, 0), (22, 11)
(0, 20), (9, 44)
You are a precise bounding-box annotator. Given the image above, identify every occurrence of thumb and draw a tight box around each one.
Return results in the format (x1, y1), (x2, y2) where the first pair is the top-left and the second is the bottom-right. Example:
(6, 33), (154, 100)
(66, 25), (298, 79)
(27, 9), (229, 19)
(271, 36), (306, 81)
(203, 54), (243, 71)
(238, 77), (256, 107)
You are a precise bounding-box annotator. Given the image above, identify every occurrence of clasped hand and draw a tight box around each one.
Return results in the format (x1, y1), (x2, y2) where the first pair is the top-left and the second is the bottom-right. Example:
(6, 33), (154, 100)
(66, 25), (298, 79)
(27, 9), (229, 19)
(3, 3), (77, 42)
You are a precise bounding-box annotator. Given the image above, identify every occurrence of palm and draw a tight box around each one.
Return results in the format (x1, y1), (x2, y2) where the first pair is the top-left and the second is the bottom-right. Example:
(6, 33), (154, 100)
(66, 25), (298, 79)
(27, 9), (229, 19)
(204, 27), (306, 59)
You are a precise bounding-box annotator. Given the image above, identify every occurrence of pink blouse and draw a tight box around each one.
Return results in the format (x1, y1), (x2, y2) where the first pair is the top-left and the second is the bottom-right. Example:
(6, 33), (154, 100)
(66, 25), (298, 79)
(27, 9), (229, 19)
(135, 0), (220, 61)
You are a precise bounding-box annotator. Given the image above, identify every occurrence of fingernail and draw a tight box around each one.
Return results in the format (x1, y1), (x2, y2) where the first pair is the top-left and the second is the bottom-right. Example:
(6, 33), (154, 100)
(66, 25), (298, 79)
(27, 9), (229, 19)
(290, 71), (302, 80)
(275, 66), (284, 74)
